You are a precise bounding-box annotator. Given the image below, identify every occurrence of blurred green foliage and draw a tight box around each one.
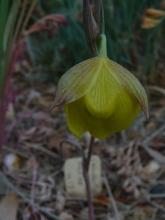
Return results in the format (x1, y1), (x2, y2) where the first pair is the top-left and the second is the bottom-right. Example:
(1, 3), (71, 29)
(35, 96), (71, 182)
(104, 0), (164, 79)
(27, 0), (165, 82)
(0, 0), (36, 147)
(0, 0), (20, 88)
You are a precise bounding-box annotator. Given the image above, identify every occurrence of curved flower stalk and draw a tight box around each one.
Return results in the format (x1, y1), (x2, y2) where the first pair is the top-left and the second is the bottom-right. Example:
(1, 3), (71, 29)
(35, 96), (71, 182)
(56, 34), (149, 139)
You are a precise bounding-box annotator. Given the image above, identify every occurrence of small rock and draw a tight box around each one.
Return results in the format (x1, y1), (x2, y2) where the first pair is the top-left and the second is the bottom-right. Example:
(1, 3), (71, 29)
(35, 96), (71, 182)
(59, 212), (74, 220)
(3, 153), (21, 171)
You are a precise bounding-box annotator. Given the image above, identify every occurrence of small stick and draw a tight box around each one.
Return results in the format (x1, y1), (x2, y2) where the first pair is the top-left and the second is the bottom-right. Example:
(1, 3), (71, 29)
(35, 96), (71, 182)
(103, 173), (121, 220)
(142, 124), (165, 145)
(30, 156), (38, 206)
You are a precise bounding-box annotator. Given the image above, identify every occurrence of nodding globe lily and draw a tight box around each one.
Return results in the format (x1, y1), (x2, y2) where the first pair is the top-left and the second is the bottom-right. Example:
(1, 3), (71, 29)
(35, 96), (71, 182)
(56, 34), (149, 139)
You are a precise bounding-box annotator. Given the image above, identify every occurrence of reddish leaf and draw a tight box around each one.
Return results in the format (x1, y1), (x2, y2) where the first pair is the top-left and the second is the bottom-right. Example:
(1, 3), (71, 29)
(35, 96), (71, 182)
(25, 14), (67, 36)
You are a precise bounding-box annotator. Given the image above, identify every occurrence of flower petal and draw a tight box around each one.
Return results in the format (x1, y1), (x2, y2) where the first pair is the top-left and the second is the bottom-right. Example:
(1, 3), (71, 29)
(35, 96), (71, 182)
(65, 98), (113, 138)
(84, 59), (118, 118)
(106, 58), (149, 118)
(106, 89), (140, 132)
(65, 99), (87, 137)
(65, 93), (140, 139)
(55, 57), (103, 104)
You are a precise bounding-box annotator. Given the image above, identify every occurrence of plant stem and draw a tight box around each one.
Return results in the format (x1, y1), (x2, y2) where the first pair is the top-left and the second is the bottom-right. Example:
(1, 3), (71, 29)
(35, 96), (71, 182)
(83, 0), (98, 55)
(82, 136), (95, 220)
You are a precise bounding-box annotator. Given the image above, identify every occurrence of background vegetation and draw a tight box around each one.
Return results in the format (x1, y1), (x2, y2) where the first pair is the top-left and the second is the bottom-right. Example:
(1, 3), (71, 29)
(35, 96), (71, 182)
(27, 0), (165, 82)
(0, 1), (165, 220)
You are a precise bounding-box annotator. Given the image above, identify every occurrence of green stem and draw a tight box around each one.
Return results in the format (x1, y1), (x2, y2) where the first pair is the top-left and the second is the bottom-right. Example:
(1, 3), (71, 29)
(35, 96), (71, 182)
(97, 33), (107, 57)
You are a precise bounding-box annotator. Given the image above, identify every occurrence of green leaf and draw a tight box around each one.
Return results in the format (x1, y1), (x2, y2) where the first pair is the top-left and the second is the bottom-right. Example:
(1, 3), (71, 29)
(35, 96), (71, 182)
(0, 0), (10, 54)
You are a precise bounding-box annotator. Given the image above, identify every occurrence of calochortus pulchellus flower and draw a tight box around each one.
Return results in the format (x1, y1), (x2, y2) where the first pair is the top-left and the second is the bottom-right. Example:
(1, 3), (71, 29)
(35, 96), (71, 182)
(56, 34), (148, 139)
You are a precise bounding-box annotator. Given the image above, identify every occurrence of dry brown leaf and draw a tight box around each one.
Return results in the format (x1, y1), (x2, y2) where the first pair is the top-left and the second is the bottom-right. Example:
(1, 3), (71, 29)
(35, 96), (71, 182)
(25, 14), (66, 36)
(48, 135), (74, 158)
(145, 8), (165, 18)
(141, 16), (161, 29)
(141, 7), (165, 29)
(0, 193), (19, 220)
(94, 195), (110, 206)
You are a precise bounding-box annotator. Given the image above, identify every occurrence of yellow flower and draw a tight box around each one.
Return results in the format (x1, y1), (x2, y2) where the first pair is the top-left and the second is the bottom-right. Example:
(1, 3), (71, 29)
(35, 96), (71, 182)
(56, 35), (148, 139)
